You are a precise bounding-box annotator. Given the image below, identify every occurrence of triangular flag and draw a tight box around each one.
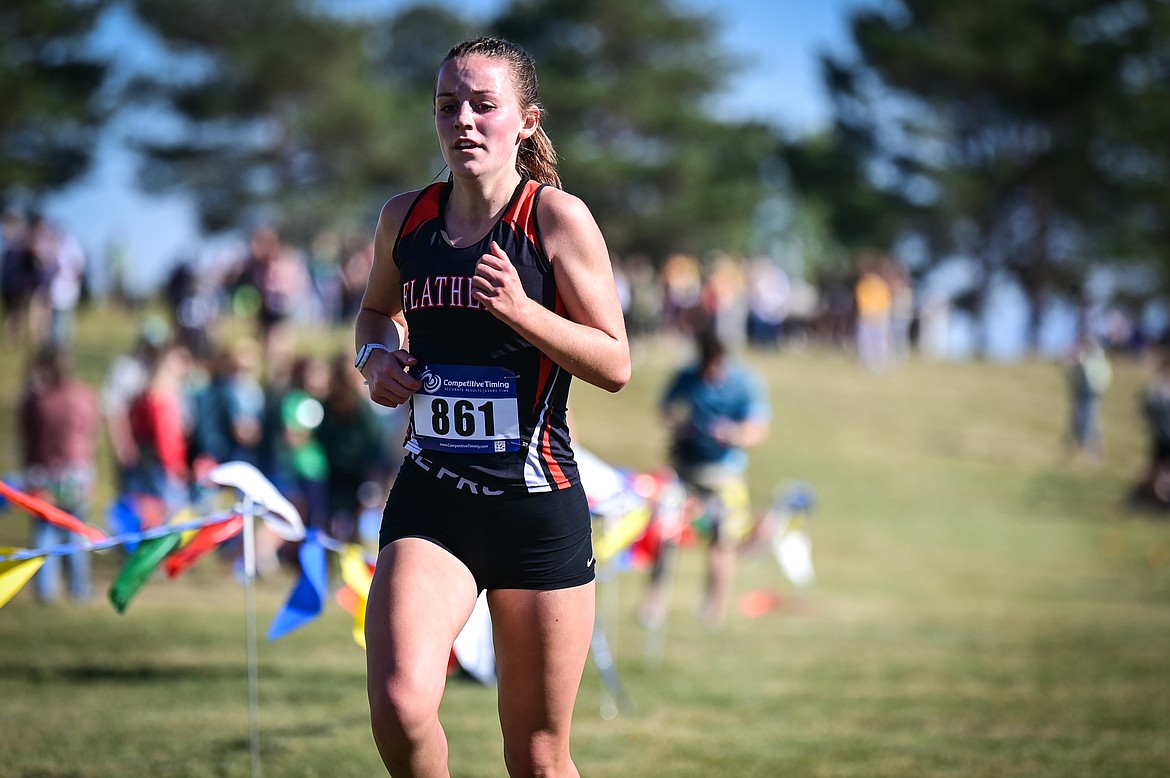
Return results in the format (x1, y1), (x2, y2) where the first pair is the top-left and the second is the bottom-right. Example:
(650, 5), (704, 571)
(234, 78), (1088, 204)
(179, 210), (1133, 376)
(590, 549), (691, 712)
(165, 515), (243, 578)
(334, 584), (362, 616)
(108, 532), (184, 613)
(339, 545), (375, 650)
(594, 504), (652, 564)
(267, 531), (327, 640)
(108, 494), (142, 540)
(773, 525), (815, 589)
(0, 480), (106, 543)
(205, 461), (305, 542)
(0, 548), (45, 608)
(171, 505), (202, 546)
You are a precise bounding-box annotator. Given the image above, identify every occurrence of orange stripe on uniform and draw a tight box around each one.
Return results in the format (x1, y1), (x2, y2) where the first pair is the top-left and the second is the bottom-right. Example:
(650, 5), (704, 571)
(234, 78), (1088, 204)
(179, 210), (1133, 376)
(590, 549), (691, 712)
(397, 184), (443, 245)
(541, 418), (570, 488)
(533, 353), (569, 488)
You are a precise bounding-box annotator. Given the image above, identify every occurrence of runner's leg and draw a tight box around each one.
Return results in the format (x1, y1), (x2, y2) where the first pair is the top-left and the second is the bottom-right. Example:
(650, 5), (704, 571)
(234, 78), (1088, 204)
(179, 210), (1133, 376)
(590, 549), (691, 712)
(490, 582), (596, 778)
(366, 538), (478, 778)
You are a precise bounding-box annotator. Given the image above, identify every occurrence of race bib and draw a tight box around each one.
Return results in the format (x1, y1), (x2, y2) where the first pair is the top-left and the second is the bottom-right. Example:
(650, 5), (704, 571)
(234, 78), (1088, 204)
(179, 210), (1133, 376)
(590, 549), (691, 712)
(411, 363), (522, 453)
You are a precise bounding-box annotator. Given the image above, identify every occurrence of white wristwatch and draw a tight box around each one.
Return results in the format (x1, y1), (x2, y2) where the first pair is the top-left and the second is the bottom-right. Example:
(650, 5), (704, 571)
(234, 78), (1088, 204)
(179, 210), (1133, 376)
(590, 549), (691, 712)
(354, 342), (391, 372)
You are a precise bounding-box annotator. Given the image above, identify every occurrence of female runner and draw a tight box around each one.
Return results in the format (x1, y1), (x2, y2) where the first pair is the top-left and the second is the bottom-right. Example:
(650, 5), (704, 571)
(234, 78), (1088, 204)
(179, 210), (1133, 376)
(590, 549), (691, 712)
(354, 36), (631, 778)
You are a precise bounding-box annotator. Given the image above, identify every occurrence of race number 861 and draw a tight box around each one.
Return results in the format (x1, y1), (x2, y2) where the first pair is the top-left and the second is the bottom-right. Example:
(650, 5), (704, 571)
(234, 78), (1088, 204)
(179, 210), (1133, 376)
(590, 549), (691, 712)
(428, 397), (496, 437)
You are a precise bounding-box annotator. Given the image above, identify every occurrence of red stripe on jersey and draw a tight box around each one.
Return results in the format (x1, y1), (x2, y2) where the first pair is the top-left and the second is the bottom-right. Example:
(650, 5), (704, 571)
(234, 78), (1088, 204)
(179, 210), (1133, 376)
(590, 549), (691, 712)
(542, 422), (570, 488)
(536, 355), (570, 488)
(503, 179), (542, 247)
(529, 292), (566, 413)
(397, 184), (443, 251)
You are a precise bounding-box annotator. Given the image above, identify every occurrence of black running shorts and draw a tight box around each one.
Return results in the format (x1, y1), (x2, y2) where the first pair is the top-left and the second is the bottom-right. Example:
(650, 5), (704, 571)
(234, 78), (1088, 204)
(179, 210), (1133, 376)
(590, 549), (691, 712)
(379, 458), (596, 592)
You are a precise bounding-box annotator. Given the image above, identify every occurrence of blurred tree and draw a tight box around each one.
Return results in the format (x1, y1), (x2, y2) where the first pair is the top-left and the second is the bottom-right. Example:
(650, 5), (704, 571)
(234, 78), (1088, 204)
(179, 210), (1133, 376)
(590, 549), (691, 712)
(803, 0), (1166, 353)
(493, 0), (776, 258)
(1088, 0), (1170, 293)
(0, 0), (111, 211)
(123, 0), (468, 241)
(779, 126), (920, 260)
(125, 0), (780, 260)
(367, 4), (478, 93)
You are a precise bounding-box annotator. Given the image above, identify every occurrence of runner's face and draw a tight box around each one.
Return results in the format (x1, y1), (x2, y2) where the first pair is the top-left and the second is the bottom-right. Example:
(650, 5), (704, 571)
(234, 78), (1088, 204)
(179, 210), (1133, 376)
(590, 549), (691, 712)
(434, 55), (531, 178)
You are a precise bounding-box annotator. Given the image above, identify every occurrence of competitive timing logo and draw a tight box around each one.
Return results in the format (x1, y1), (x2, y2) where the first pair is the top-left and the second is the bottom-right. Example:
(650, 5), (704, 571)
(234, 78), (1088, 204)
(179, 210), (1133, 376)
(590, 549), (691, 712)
(420, 368), (442, 393)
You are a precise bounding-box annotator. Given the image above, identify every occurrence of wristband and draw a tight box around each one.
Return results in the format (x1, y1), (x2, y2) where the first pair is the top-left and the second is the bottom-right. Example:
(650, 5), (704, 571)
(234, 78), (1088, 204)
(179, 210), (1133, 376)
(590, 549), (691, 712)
(354, 342), (391, 372)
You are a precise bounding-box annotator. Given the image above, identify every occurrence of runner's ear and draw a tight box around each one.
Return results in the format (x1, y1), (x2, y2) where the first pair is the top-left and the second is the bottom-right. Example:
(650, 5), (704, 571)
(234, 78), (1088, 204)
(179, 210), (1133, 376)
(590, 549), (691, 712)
(518, 106), (539, 142)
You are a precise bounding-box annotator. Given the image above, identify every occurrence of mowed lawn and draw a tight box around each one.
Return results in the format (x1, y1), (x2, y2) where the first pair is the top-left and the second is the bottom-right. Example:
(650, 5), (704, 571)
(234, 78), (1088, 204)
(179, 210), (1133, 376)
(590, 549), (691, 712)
(1, 307), (1168, 777)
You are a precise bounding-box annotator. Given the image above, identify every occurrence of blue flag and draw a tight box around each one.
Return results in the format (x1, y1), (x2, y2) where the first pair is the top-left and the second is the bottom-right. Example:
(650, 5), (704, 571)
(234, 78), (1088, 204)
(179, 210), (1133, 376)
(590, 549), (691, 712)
(108, 496), (143, 552)
(267, 530), (327, 640)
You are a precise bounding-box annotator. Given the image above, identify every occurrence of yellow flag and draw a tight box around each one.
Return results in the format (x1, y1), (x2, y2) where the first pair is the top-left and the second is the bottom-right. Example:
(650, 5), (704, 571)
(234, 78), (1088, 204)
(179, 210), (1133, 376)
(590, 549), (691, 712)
(593, 505), (652, 564)
(339, 545), (374, 650)
(170, 505), (201, 546)
(0, 548), (46, 609)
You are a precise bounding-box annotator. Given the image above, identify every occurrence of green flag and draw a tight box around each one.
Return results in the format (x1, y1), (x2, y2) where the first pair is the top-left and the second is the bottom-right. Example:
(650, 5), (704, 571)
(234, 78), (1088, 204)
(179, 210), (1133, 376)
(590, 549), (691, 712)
(108, 533), (184, 614)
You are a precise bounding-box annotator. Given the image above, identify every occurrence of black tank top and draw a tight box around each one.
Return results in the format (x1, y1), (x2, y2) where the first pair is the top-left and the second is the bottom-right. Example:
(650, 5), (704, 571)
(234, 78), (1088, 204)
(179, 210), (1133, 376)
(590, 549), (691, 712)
(393, 178), (579, 494)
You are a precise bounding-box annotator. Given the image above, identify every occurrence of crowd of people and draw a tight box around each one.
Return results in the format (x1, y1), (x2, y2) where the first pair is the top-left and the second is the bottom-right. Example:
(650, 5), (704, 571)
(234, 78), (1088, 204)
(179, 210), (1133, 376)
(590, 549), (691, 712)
(1, 210), (88, 348)
(14, 314), (409, 601)
(7, 206), (1170, 590)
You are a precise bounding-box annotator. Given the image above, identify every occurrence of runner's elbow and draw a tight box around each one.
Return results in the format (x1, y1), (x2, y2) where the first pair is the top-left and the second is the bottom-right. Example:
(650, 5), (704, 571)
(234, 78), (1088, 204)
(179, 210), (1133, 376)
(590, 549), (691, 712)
(598, 359), (632, 393)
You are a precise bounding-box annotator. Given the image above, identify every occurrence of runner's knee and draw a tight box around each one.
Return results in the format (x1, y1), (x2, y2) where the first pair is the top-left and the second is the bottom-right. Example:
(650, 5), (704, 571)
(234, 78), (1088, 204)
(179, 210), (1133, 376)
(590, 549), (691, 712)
(502, 729), (572, 778)
(368, 669), (443, 745)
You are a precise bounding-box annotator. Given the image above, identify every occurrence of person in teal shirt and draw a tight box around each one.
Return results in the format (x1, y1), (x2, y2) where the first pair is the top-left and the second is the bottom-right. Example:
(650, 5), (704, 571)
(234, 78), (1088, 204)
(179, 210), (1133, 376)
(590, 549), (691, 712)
(646, 325), (771, 628)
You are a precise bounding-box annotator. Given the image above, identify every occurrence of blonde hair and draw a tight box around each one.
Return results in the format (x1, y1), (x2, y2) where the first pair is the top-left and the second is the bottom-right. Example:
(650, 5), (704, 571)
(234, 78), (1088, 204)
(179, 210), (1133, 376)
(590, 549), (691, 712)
(440, 37), (562, 189)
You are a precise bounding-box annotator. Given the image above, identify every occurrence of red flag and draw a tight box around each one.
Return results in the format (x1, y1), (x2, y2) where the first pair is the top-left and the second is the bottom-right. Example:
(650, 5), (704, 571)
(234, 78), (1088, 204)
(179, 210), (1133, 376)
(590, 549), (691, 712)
(164, 515), (243, 578)
(0, 480), (107, 543)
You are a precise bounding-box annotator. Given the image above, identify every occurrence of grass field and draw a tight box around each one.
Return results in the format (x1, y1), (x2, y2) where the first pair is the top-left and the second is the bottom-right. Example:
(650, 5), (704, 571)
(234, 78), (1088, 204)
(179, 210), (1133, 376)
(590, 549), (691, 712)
(2, 306), (1169, 777)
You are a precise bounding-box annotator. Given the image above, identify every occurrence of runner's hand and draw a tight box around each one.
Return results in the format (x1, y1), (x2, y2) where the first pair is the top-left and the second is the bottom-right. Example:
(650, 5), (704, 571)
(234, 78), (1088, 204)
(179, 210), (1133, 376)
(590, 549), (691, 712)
(364, 349), (420, 408)
(472, 241), (534, 325)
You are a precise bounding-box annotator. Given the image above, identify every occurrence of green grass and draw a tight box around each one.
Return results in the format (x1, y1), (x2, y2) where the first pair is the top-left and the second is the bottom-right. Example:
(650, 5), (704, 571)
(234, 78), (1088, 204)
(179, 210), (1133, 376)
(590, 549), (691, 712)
(2, 307), (1169, 777)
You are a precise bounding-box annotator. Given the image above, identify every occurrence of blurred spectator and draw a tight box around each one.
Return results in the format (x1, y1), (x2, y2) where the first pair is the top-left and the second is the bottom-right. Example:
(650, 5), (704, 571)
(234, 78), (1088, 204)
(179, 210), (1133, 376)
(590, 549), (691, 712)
(885, 258), (915, 363)
(621, 253), (662, 341)
(41, 220), (88, 346)
(188, 339), (266, 472)
(701, 254), (749, 354)
(817, 272), (855, 348)
(642, 324), (771, 629)
(164, 258), (216, 360)
(101, 316), (171, 491)
(1066, 333), (1112, 461)
(317, 353), (387, 542)
(260, 354), (331, 533)
(1140, 352), (1170, 504)
(338, 233), (375, 322)
(854, 257), (893, 372)
(126, 345), (193, 523)
(231, 226), (310, 368)
(24, 215), (57, 345)
(369, 392), (411, 496)
(783, 276), (820, 346)
(306, 229), (344, 324)
(746, 258), (790, 349)
(1, 210), (46, 345)
(660, 252), (702, 336)
(18, 344), (100, 603)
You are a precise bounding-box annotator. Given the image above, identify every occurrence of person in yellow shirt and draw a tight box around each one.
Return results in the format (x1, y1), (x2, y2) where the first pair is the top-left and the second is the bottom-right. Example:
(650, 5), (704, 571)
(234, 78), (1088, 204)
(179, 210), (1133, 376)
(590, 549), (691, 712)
(855, 262), (893, 372)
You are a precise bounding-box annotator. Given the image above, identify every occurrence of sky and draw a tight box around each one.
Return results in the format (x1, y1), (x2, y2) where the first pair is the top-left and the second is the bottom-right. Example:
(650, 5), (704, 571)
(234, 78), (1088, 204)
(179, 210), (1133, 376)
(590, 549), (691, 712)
(43, 0), (870, 296)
